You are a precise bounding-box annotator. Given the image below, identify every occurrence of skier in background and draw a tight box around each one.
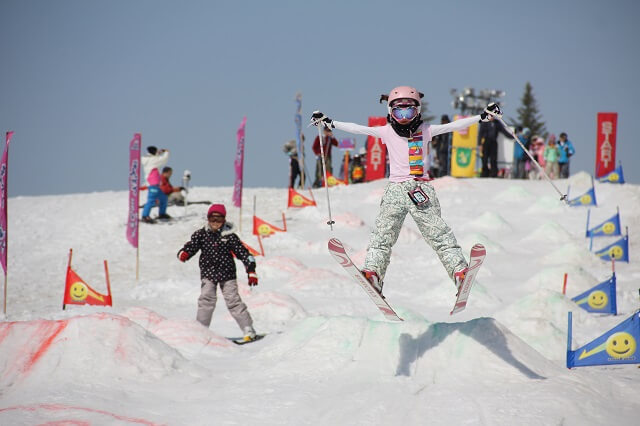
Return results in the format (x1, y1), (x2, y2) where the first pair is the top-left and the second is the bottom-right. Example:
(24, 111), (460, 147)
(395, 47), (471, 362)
(311, 86), (501, 295)
(177, 203), (259, 342)
(141, 146), (170, 223)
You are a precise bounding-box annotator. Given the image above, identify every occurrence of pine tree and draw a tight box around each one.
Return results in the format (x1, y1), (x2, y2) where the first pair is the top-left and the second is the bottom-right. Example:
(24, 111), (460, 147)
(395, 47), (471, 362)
(515, 82), (546, 138)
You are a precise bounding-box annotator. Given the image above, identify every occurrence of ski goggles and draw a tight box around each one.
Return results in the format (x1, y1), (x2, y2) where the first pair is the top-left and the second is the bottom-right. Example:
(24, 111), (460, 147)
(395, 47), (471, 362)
(390, 105), (419, 121)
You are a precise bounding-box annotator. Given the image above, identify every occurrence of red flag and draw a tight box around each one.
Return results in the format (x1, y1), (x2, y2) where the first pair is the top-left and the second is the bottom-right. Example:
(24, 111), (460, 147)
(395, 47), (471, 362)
(252, 215), (286, 237)
(324, 173), (347, 187)
(595, 113), (617, 178)
(287, 188), (317, 208)
(365, 117), (387, 181)
(242, 235), (264, 257)
(63, 267), (112, 307)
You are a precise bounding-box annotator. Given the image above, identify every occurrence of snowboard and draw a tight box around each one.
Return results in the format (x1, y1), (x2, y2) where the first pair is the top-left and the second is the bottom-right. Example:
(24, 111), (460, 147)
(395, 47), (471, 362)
(450, 243), (486, 315)
(327, 238), (403, 322)
(228, 334), (266, 345)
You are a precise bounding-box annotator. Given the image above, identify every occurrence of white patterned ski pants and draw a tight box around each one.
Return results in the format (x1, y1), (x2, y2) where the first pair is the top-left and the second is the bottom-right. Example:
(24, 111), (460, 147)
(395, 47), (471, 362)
(364, 180), (467, 282)
(196, 278), (253, 330)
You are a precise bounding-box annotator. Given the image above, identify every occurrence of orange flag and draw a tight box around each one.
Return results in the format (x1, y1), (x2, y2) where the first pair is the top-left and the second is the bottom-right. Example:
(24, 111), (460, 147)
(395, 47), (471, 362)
(63, 249), (112, 309)
(325, 173), (347, 187)
(242, 234), (265, 257)
(253, 214), (286, 237)
(287, 188), (317, 208)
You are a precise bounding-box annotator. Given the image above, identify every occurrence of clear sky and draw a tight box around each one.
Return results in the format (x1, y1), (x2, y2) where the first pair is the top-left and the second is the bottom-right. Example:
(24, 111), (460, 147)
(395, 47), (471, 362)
(1, 0), (638, 196)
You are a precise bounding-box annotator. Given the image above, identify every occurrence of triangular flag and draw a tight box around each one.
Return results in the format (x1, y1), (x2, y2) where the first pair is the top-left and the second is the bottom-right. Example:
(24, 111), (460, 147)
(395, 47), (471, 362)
(594, 235), (629, 263)
(567, 310), (640, 368)
(571, 274), (617, 315)
(586, 210), (621, 238)
(63, 266), (112, 307)
(252, 215), (286, 237)
(568, 186), (597, 207)
(287, 188), (317, 208)
(598, 163), (625, 184)
(324, 173), (347, 187)
(242, 235), (264, 257)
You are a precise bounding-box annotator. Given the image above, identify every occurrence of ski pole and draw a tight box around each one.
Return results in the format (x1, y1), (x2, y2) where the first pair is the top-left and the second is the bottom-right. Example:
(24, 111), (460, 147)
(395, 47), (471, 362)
(316, 125), (335, 230)
(496, 116), (568, 203)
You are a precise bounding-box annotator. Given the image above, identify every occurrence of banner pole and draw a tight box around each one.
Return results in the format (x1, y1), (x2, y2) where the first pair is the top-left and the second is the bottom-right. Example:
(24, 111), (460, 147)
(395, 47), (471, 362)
(104, 259), (112, 301)
(562, 273), (568, 295)
(136, 246), (139, 281)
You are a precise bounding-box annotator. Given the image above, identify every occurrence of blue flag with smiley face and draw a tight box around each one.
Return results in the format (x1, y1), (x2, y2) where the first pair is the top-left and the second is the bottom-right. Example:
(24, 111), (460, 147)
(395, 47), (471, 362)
(568, 185), (597, 207)
(598, 163), (625, 184)
(567, 310), (640, 368)
(593, 234), (629, 263)
(571, 274), (617, 315)
(586, 209), (621, 238)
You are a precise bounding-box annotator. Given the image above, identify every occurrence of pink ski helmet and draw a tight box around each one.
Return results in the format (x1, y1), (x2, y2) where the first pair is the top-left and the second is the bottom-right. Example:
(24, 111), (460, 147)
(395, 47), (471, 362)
(387, 86), (423, 106)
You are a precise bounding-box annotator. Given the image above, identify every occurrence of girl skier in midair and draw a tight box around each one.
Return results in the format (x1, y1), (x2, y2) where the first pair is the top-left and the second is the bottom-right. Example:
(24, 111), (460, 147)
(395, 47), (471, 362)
(311, 86), (500, 295)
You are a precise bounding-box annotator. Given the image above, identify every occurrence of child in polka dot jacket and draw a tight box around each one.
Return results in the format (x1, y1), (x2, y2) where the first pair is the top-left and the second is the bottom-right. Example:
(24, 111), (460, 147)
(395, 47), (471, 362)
(177, 203), (259, 342)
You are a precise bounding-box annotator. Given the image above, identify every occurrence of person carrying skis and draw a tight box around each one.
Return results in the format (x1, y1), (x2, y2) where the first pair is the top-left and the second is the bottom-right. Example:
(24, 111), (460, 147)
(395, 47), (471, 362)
(311, 86), (500, 295)
(177, 203), (259, 342)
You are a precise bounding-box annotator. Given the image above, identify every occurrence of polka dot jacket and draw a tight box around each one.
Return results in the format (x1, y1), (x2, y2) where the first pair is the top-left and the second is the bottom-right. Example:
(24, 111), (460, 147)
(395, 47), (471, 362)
(178, 221), (256, 284)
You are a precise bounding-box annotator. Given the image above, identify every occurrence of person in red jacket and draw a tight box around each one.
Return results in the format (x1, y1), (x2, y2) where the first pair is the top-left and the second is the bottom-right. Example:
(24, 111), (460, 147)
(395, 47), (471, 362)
(160, 167), (185, 206)
(312, 127), (339, 187)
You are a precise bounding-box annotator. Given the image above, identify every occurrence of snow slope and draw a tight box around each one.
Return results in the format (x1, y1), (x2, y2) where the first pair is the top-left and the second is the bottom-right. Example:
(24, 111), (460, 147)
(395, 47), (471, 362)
(1, 172), (639, 425)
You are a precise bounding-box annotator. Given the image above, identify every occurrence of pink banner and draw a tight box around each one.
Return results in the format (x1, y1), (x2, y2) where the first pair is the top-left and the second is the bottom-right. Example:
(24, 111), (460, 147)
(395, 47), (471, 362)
(0, 132), (13, 274)
(127, 133), (141, 248)
(232, 117), (246, 208)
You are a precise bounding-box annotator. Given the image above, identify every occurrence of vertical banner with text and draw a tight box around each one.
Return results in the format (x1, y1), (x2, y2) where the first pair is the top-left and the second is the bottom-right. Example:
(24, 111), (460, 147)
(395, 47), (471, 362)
(1, 131), (14, 274)
(595, 112), (617, 178)
(451, 115), (478, 177)
(365, 117), (387, 181)
(127, 133), (141, 248)
(233, 117), (247, 208)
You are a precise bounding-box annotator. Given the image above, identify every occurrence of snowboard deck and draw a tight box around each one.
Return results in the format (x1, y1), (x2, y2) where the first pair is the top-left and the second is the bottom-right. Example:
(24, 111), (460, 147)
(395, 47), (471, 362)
(227, 334), (266, 345)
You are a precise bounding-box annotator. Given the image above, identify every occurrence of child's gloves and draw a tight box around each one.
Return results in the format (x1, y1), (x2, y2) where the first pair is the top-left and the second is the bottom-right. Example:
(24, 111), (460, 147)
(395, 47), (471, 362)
(248, 272), (259, 286)
(178, 250), (189, 262)
(310, 111), (334, 129)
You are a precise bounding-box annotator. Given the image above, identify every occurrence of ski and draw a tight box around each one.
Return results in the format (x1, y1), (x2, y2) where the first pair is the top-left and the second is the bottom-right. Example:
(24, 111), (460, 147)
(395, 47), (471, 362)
(450, 244), (486, 315)
(228, 334), (266, 345)
(328, 238), (403, 322)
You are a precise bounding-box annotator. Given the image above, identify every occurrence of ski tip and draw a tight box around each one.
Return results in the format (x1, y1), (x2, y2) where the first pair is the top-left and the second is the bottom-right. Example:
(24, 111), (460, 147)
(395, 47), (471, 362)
(328, 238), (344, 250)
(471, 243), (486, 256)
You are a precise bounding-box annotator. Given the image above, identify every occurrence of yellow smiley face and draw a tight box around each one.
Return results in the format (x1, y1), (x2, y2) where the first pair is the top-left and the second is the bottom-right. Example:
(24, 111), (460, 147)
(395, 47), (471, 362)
(609, 246), (624, 259)
(608, 172), (619, 182)
(602, 222), (616, 234)
(292, 194), (303, 206)
(606, 332), (636, 359)
(580, 194), (592, 205)
(257, 223), (272, 236)
(70, 282), (88, 301)
(327, 176), (337, 186)
(587, 290), (608, 309)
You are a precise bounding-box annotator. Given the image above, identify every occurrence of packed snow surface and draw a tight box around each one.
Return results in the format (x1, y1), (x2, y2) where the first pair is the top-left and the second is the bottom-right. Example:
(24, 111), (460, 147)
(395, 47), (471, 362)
(1, 172), (639, 425)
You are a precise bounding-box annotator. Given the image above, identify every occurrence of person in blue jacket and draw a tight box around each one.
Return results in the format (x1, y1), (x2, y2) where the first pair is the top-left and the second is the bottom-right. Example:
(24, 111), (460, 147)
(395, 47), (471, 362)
(557, 132), (575, 178)
(512, 127), (531, 179)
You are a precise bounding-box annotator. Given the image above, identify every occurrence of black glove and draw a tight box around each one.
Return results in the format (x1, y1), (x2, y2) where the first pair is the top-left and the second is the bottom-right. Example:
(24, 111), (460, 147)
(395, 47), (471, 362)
(310, 111), (335, 129)
(480, 103), (502, 122)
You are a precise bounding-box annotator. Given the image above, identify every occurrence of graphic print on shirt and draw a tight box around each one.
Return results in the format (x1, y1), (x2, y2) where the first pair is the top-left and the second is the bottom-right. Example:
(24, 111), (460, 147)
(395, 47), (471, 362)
(408, 131), (424, 176)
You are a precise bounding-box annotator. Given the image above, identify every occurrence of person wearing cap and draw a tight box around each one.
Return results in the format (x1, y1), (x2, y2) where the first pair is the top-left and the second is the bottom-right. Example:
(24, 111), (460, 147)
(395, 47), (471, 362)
(141, 146), (170, 223)
(310, 86), (500, 297)
(177, 203), (259, 342)
(312, 127), (339, 188)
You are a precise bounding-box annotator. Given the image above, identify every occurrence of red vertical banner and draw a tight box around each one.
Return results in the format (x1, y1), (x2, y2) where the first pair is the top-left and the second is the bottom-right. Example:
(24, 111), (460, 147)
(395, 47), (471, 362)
(365, 117), (387, 181)
(127, 134), (141, 248)
(595, 112), (618, 178)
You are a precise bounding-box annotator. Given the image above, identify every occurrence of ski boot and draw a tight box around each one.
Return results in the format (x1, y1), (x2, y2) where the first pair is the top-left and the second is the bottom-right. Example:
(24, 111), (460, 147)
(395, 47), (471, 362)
(361, 269), (384, 297)
(242, 325), (257, 343)
(454, 268), (469, 296)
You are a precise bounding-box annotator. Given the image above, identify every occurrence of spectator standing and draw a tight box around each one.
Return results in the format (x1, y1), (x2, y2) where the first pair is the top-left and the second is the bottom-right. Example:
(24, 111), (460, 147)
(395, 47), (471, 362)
(177, 204), (260, 343)
(283, 138), (305, 188)
(544, 137), (560, 179)
(141, 146), (170, 223)
(431, 115), (452, 177)
(512, 127), (531, 179)
(478, 117), (511, 178)
(312, 127), (339, 187)
(557, 132), (575, 178)
(160, 167), (186, 206)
